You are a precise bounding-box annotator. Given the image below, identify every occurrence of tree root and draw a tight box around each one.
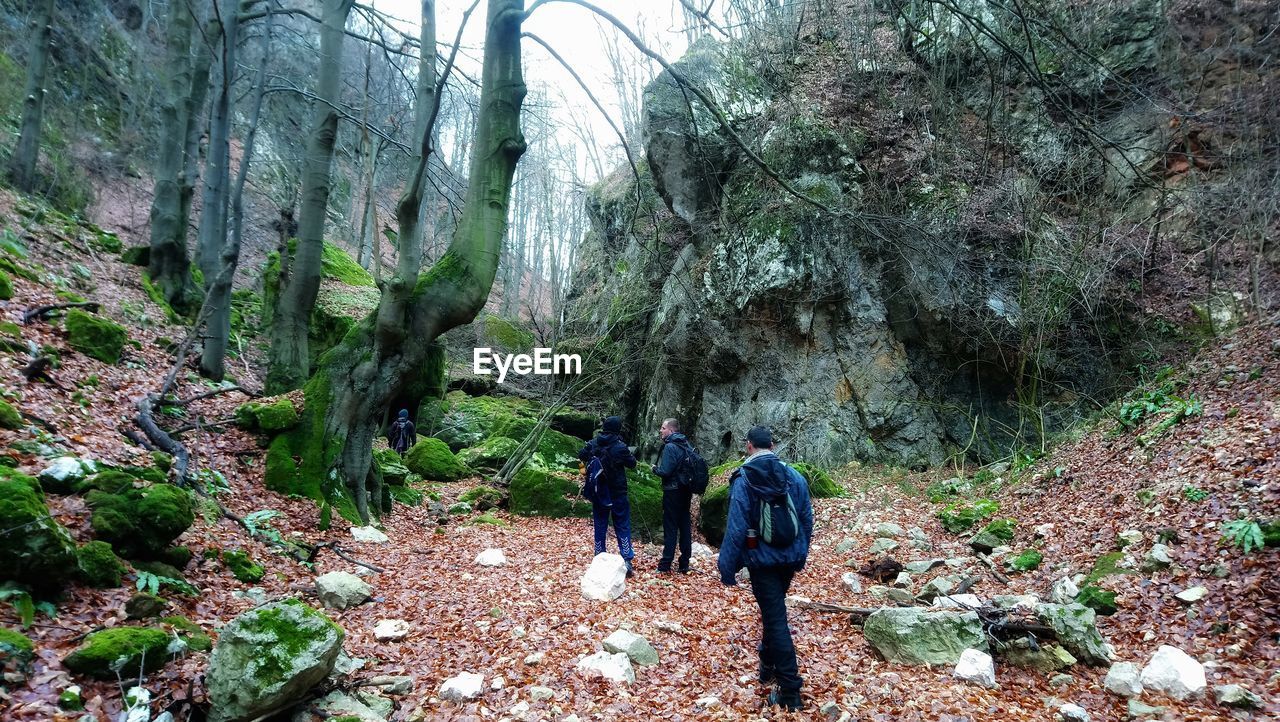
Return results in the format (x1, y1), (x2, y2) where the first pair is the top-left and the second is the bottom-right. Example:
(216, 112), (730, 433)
(21, 301), (100, 325)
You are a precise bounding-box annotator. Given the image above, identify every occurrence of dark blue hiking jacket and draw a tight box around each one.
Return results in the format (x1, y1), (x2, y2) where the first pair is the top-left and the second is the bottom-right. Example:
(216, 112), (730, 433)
(718, 451), (813, 584)
(578, 432), (636, 493)
(653, 432), (690, 491)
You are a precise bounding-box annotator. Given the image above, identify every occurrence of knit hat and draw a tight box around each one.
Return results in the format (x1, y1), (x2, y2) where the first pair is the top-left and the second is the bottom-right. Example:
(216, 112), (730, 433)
(398, 409), (409, 420)
(602, 416), (623, 433)
(747, 425), (773, 449)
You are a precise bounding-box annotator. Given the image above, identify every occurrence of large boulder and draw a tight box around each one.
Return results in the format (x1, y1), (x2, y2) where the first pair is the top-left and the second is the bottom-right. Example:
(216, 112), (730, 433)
(315, 571), (371, 610)
(1036, 603), (1111, 666)
(404, 438), (467, 482)
(206, 599), (344, 722)
(63, 627), (178, 679)
(1139, 645), (1205, 700)
(87, 483), (194, 559)
(862, 608), (987, 665)
(0, 472), (78, 592)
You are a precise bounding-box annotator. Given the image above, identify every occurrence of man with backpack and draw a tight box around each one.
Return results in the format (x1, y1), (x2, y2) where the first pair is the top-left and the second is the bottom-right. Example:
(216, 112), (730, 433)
(389, 409), (416, 456)
(652, 418), (708, 574)
(578, 416), (638, 576)
(717, 426), (814, 712)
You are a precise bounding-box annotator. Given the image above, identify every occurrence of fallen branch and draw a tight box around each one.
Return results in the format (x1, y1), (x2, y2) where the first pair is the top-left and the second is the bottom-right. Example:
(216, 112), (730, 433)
(21, 301), (100, 325)
(788, 598), (878, 623)
(306, 541), (386, 573)
(976, 552), (1011, 585)
(135, 393), (191, 484)
(21, 357), (64, 389)
(121, 428), (156, 451)
(174, 385), (253, 406)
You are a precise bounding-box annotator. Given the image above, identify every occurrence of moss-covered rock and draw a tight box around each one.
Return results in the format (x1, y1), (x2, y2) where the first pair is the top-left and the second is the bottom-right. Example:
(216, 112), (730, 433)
(458, 484), (505, 511)
(509, 467), (592, 519)
(160, 615), (212, 652)
(63, 627), (177, 678)
(550, 408), (598, 440)
(404, 438), (467, 482)
(222, 550), (265, 583)
(0, 398), (21, 430)
(88, 483), (194, 559)
(372, 448), (411, 485)
(75, 469), (136, 495)
(0, 270), (13, 301)
(1009, 548), (1043, 571)
(698, 482), (732, 546)
(457, 436), (520, 471)
(487, 417), (582, 471)
(120, 246), (150, 266)
(792, 462), (842, 498)
(982, 518), (1017, 541)
(0, 627), (34, 669)
(1077, 585), (1118, 615)
(624, 467), (664, 543)
(125, 592), (168, 620)
(64, 310), (128, 364)
(159, 545), (193, 570)
(76, 541), (125, 587)
(0, 475), (77, 591)
(387, 484), (423, 506)
(433, 392), (537, 451)
(235, 397), (300, 432)
(132, 560), (186, 581)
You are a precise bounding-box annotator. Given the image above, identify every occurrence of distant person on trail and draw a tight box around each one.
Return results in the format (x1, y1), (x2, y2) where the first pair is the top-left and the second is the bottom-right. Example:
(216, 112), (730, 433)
(389, 409), (416, 456)
(578, 416), (638, 577)
(651, 417), (705, 574)
(717, 426), (814, 712)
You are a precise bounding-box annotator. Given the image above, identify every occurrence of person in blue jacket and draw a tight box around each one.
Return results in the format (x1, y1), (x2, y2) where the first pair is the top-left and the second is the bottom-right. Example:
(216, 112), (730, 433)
(578, 416), (638, 576)
(717, 425), (814, 712)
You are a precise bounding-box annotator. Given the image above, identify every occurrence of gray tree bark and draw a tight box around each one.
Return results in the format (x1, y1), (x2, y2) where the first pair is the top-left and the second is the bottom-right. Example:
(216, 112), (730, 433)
(7, 0), (57, 193)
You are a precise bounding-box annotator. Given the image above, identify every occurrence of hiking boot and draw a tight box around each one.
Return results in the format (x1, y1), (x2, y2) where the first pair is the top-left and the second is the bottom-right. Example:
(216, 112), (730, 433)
(677, 564), (691, 574)
(767, 689), (802, 711)
(758, 664), (776, 685)
(656, 563), (672, 574)
(625, 559), (634, 578)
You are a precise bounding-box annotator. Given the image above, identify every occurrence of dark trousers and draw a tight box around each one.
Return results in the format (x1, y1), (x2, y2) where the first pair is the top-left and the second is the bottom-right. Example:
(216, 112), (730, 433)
(658, 487), (692, 570)
(592, 492), (633, 560)
(751, 565), (801, 693)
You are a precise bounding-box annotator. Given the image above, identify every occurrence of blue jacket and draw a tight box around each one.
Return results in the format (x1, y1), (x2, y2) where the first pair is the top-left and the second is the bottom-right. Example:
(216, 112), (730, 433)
(717, 451), (813, 584)
(577, 432), (636, 493)
(652, 433), (690, 491)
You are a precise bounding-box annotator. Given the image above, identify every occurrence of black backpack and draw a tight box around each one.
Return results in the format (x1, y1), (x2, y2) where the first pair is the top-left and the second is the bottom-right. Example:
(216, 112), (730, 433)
(673, 441), (710, 494)
(741, 468), (799, 547)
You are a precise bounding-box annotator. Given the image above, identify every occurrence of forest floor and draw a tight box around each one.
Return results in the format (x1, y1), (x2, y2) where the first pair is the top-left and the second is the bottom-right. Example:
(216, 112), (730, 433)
(0, 188), (1276, 721)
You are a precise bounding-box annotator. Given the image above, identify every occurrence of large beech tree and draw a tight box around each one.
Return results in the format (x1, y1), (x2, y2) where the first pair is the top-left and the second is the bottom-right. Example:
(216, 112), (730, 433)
(268, 0), (528, 522)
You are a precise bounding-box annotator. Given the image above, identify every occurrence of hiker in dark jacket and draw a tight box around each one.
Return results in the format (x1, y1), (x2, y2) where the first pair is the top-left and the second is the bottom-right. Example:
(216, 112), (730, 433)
(389, 409), (416, 456)
(652, 417), (693, 573)
(578, 416), (638, 576)
(718, 426), (814, 712)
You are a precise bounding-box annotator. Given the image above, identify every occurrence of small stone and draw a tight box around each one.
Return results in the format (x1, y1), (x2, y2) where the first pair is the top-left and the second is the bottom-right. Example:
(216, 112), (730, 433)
(529, 685), (554, 701)
(1103, 662), (1144, 697)
(448, 501), (473, 514)
(368, 675), (413, 695)
(819, 700), (841, 719)
(875, 522), (903, 538)
(490, 676), (505, 690)
(1034, 523), (1054, 538)
(695, 696), (720, 707)
(576, 651), (635, 684)
(835, 537), (857, 554)
(350, 526), (389, 544)
(315, 571), (372, 610)
(988, 462), (1010, 475)
(907, 527), (929, 542)
(58, 685), (83, 711)
(690, 542), (714, 558)
(953, 648), (997, 688)
(1213, 683), (1263, 709)
(603, 629), (659, 666)
(1175, 586), (1207, 603)
(509, 700), (530, 716)
(968, 532), (1002, 554)
(992, 594), (1039, 610)
(1051, 577), (1079, 604)
(841, 571), (862, 593)
(580, 553), (627, 601)
(867, 585), (888, 598)
(439, 672), (484, 702)
(1126, 700), (1165, 718)
(523, 651), (545, 665)
(1117, 529), (1142, 546)
(1057, 702), (1090, 722)
(1049, 674), (1074, 688)
(653, 619), (686, 634)
(124, 592), (167, 620)
(373, 619), (410, 642)
(903, 559), (944, 574)
(918, 576), (954, 601)
(932, 593), (982, 609)
(887, 588), (915, 604)
(475, 548), (507, 566)
(1140, 645), (1206, 700)
(892, 571), (912, 588)
(1143, 544), (1172, 571)
(869, 538), (899, 555)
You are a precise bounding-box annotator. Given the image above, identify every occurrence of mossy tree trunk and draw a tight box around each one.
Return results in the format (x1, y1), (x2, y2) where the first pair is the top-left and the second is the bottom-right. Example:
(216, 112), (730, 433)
(265, 0), (356, 393)
(274, 0), (527, 523)
(6, 0), (56, 193)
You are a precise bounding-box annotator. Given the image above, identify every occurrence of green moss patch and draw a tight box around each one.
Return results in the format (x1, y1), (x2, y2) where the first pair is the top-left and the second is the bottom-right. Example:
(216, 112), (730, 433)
(459, 484), (504, 511)
(457, 435), (519, 471)
(698, 482), (731, 546)
(235, 396), (300, 432)
(221, 550), (265, 583)
(65, 310), (128, 364)
(793, 462), (842, 498)
(404, 438), (467, 481)
(0, 627), (34, 670)
(120, 246), (150, 266)
(0, 398), (21, 430)
(88, 483), (194, 559)
(76, 541), (126, 587)
(63, 627), (175, 678)
(433, 391), (537, 450)
(1077, 585), (1118, 615)
(937, 498), (999, 534)
(1009, 549), (1043, 571)
(982, 518), (1017, 542)
(159, 616), (211, 652)
(0, 270), (12, 301)
(509, 467), (591, 519)
(0, 475), (77, 591)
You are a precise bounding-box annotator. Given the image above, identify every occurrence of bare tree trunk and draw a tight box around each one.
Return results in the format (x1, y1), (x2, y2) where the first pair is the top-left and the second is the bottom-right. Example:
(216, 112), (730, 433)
(7, 0), (56, 193)
(265, 0), (357, 393)
(268, 0), (527, 524)
(201, 4), (271, 379)
(194, 0), (237, 303)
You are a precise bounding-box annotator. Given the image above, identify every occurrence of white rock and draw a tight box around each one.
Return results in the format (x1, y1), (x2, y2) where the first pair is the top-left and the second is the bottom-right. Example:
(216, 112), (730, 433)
(579, 553), (627, 601)
(439, 672), (485, 702)
(1117, 529), (1142, 546)
(373, 619), (410, 642)
(892, 571), (912, 588)
(315, 571), (371, 610)
(529, 685), (554, 701)
(1214, 683), (1263, 709)
(509, 700), (531, 717)
(350, 526), (389, 544)
(1145, 544), (1173, 568)
(1051, 577), (1079, 604)
(932, 593), (982, 609)
(695, 696), (720, 707)
(653, 619), (686, 634)
(576, 651), (635, 684)
(475, 548), (507, 567)
(875, 522), (904, 538)
(1034, 523), (1055, 538)
(841, 571), (863, 593)
(1103, 662), (1144, 697)
(490, 676), (505, 690)
(39, 457), (94, 486)
(523, 651), (545, 665)
(690, 542), (714, 558)
(603, 629), (659, 666)
(120, 687), (150, 722)
(368, 675), (413, 694)
(1175, 586), (1207, 603)
(952, 648), (997, 688)
(1140, 645), (1206, 700)
(1057, 702), (1090, 722)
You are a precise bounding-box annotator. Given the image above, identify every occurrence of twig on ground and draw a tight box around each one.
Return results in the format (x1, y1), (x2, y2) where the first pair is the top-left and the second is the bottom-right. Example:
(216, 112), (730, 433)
(21, 301), (100, 325)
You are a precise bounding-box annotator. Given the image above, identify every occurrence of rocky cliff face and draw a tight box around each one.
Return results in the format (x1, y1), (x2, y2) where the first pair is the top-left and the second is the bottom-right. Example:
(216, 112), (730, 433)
(563, 1), (1272, 467)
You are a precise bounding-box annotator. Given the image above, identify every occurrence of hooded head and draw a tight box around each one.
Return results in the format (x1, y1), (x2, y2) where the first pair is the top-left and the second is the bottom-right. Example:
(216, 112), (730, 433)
(398, 409), (409, 420)
(602, 416), (623, 433)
